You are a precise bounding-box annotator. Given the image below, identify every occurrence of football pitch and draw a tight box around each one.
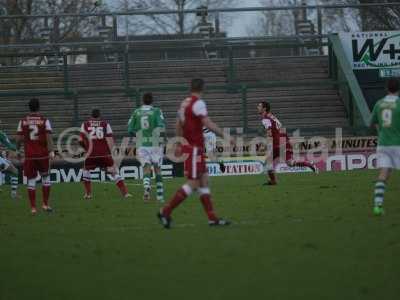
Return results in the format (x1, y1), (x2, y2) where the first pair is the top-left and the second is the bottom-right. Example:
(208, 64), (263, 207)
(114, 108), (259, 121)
(0, 170), (399, 300)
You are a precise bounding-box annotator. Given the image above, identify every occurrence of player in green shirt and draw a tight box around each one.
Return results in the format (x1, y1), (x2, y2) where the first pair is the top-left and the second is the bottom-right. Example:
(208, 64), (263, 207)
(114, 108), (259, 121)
(370, 78), (400, 215)
(0, 130), (19, 199)
(128, 92), (166, 202)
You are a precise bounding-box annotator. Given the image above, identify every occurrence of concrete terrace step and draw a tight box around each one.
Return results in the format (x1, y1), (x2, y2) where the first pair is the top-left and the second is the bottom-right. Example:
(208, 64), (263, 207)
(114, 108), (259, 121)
(0, 82), (64, 90)
(235, 63), (329, 71)
(0, 77), (64, 84)
(0, 71), (63, 79)
(129, 59), (226, 68)
(129, 70), (226, 79)
(0, 99), (73, 107)
(246, 89), (338, 97)
(246, 94), (342, 102)
(68, 76), (227, 86)
(247, 85), (337, 92)
(0, 55), (351, 139)
(234, 56), (328, 65)
(237, 74), (330, 82)
(248, 117), (349, 126)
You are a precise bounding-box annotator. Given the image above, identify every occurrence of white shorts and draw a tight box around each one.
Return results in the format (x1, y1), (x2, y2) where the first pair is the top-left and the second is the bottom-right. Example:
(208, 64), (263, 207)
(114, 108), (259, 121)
(0, 156), (11, 171)
(377, 146), (400, 170)
(137, 147), (163, 167)
(204, 131), (217, 154)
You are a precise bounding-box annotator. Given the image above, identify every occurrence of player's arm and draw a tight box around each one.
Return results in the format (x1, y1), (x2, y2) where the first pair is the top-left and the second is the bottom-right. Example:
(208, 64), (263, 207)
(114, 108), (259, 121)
(47, 134), (54, 152)
(175, 118), (183, 137)
(261, 119), (273, 137)
(0, 131), (17, 151)
(172, 118), (184, 157)
(47, 133), (55, 159)
(266, 128), (273, 137)
(202, 117), (224, 138)
(105, 123), (115, 152)
(15, 121), (24, 158)
(106, 137), (115, 153)
(45, 120), (55, 158)
(370, 102), (379, 131)
(156, 108), (166, 129)
(191, 99), (222, 137)
(15, 135), (23, 149)
(78, 123), (89, 151)
(156, 109), (166, 145)
(203, 117), (235, 146)
(127, 113), (137, 136)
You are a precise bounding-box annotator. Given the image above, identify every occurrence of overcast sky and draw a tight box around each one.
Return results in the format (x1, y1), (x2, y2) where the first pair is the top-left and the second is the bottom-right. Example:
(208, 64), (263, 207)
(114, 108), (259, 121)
(226, 0), (262, 36)
(104, 0), (263, 37)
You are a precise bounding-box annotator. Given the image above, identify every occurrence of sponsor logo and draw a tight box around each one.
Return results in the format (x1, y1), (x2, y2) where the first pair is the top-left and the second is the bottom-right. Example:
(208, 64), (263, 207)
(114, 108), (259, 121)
(207, 160), (264, 176)
(325, 153), (377, 171)
(341, 31), (400, 69)
(23, 164), (174, 184)
(275, 164), (312, 173)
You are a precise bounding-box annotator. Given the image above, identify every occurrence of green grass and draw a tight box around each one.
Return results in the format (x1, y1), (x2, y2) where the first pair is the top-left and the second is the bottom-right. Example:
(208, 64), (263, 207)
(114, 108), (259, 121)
(0, 170), (399, 300)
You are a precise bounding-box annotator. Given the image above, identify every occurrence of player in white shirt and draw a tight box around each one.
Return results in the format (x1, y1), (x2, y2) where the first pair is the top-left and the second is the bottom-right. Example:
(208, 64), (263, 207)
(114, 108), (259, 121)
(203, 127), (225, 173)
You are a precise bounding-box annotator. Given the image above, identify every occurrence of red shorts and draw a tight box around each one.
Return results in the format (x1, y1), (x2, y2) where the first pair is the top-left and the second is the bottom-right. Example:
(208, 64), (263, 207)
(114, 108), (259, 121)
(84, 156), (114, 170)
(24, 157), (50, 179)
(183, 145), (206, 180)
(272, 143), (293, 162)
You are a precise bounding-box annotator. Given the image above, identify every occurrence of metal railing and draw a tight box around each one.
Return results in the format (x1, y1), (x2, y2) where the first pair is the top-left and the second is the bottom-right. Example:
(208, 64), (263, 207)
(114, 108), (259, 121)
(0, 3), (399, 46)
(328, 34), (371, 134)
(0, 33), (376, 134)
(0, 36), (328, 85)
(0, 60), (338, 136)
(0, 81), (340, 136)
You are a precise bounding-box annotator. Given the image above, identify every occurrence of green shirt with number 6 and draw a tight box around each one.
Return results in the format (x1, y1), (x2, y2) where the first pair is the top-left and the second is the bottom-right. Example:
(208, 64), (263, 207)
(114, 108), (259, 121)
(371, 95), (400, 146)
(128, 105), (165, 147)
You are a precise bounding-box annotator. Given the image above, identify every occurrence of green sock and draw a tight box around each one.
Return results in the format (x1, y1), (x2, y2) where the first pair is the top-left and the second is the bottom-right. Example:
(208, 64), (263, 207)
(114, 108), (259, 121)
(143, 174), (151, 192)
(374, 181), (386, 207)
(11, 175), (18, 194)
(155, 174), (164, 201)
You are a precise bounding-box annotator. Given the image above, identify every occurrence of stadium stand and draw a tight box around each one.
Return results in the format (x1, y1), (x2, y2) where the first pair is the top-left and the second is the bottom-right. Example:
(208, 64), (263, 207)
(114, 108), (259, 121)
(0, 55), (350, 139)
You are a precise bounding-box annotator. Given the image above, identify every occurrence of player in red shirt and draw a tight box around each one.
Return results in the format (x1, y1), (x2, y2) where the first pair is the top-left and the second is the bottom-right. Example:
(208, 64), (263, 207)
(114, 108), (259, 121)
(16, 98), (54, 215)
(80, 109), (131, 199)
(158, 79), (230, 228)
(258, 101), (317, 185)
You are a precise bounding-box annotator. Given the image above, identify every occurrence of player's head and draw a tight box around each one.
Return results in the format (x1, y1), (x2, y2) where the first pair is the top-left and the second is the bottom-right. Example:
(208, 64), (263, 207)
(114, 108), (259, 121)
(387, 78), (400, 94)
(191, 78), (205, 93)
(29, 98), (40, 112)
(142, 92), (153, 105)
(91, 109), (101, 119)
(257, 101), (270, 114)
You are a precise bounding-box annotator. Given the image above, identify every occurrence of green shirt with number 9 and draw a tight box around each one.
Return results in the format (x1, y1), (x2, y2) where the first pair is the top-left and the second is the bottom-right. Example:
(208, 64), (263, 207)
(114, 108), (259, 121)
(371, 95), (400, 146)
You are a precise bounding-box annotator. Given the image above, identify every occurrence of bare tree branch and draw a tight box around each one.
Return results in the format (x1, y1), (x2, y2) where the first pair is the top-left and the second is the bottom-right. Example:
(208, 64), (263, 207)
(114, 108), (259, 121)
(114, 0), (237, 35)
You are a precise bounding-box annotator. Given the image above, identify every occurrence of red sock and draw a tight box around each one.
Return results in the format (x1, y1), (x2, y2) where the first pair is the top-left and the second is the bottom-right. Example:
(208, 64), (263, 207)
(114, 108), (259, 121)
(83, 180), (92, 195)
(42, 186), (50, 206)
(28, 189), (36, 209)
(116, 179), (128, 196)
(268, 170), (277, 184)
(200, 194), (218, 222)
(162, 188), (188, 217)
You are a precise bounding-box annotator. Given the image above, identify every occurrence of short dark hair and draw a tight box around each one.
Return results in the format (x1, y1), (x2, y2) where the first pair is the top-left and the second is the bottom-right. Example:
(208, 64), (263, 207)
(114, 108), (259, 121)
(191, 78), (205, 92)
(387, 78), (400, 94)
(142, 92), (153, 105)
(29, 98), (40, 112)
(260, 101), (271, 112)
(91, 109), (101, 118)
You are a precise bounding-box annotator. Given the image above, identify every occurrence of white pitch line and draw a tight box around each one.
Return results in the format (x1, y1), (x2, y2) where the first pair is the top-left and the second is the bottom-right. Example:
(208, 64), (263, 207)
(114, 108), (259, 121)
(98, 181), (143, 186)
